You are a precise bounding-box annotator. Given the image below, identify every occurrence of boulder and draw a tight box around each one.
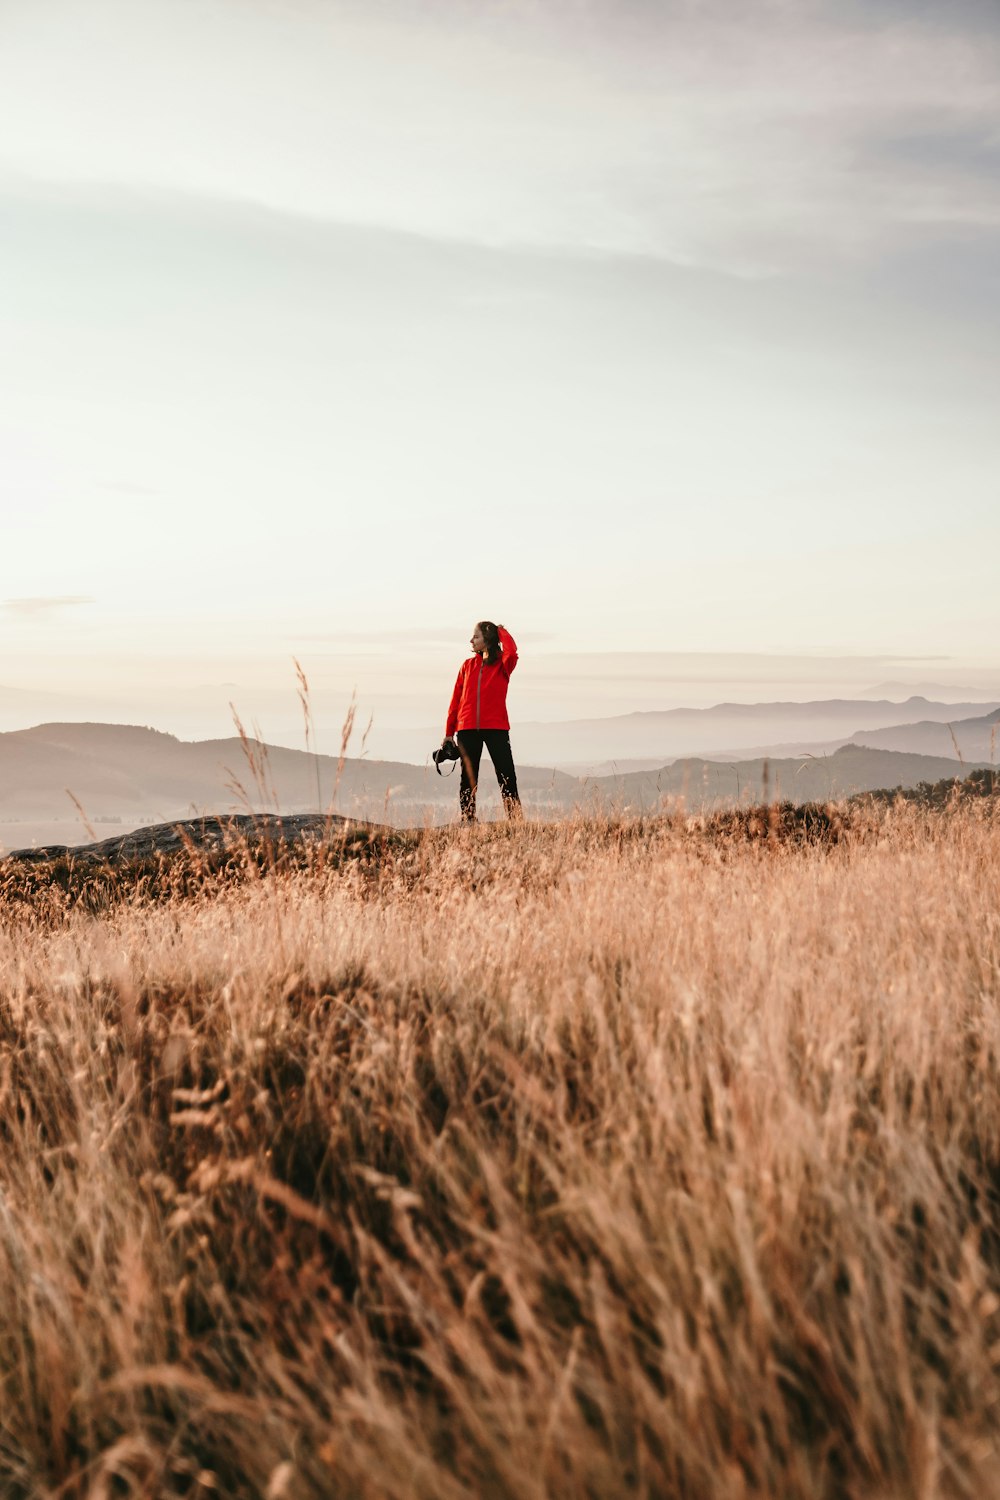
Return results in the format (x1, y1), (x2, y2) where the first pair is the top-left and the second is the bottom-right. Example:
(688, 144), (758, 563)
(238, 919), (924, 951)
(3, 812), (380, 870)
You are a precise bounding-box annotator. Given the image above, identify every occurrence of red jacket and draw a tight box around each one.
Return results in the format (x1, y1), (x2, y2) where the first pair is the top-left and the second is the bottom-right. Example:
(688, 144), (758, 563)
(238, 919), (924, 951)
(446, 627), (518, 736)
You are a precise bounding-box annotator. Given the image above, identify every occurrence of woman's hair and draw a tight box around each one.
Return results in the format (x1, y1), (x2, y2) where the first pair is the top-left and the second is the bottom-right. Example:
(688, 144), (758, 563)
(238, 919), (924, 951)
(477, 621), (502, 664)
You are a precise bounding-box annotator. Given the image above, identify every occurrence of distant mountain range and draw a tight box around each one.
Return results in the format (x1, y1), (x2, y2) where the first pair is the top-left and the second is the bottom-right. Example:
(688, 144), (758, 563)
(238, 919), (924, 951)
(0, 722), (578, 847)
(597, 745), (992, 813)
(509, 696), (999, 770)
(0, 716), (994, 852)
(849, 706), (1000, 761)
(858, 682), (1000, 703)
(687, 705), (1000, 768)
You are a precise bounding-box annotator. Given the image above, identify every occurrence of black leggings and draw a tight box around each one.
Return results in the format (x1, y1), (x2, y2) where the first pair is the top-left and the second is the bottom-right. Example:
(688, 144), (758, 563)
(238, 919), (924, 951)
(455, 730), (521, 822)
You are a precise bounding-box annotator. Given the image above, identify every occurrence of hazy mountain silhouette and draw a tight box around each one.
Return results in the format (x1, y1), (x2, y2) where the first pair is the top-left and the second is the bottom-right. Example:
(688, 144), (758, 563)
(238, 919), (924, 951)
(848, 706), (1000, 761)
(0, 723), (577, 845)
(509, 696), (999, 769)
(664, 707), (1000, 770)
(0, 722), (992, 852)
(597, 745), (992, 812)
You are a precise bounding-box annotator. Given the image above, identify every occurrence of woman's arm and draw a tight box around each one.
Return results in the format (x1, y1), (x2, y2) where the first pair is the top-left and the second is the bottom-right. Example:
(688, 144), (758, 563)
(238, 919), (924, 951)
(445, 664), (465, 738)
(497, 624), (518, 674)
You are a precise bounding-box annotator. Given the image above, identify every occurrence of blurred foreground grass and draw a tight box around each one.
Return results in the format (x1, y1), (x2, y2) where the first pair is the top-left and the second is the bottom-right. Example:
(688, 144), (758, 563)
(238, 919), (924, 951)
(1, 801), (1000, 1498)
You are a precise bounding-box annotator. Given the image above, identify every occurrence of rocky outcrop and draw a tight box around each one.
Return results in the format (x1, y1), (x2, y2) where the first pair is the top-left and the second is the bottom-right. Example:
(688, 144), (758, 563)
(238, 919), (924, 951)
(3, 812), (383, 870)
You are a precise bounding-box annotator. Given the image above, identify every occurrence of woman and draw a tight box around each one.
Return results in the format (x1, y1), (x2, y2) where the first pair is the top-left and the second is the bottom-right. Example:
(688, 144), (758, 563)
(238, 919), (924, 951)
(443, 622), (522, 822)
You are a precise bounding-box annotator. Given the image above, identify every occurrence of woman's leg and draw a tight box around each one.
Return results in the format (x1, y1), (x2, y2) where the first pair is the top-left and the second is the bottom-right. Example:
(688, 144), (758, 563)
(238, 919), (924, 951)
(484, 730), (522, 819)
(455, 731), (484, 822)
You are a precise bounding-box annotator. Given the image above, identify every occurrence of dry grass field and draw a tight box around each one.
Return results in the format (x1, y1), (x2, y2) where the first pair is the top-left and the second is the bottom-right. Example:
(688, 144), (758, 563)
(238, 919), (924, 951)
(2, 799), (1000, 1498)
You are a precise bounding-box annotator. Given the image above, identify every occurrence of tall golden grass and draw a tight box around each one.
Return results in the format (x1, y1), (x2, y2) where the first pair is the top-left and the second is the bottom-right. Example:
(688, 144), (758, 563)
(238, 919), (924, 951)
(1, 801), (1000, 1497)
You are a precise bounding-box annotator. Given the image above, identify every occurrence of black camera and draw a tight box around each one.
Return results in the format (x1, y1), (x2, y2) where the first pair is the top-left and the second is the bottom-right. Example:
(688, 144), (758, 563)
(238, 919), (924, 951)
(432, 738), (461, 775)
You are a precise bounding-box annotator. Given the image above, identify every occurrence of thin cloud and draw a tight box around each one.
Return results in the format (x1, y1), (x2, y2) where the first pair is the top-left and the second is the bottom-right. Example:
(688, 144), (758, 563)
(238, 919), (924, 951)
(5, 596), (96, 617)
(0, 0), (997, 274)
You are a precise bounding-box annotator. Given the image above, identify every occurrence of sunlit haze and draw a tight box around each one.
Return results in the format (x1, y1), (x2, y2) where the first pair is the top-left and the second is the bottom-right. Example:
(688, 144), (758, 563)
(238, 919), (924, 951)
(3, 0), (999, 755)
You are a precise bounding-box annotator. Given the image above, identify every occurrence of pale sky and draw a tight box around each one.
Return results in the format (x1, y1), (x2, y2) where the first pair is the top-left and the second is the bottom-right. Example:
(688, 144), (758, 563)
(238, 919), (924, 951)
(2, 0), (999, 751)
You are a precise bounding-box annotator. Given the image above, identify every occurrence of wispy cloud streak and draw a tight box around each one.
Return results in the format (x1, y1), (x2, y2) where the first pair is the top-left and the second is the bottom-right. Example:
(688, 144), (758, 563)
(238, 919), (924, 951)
(5, 597), (96, 618)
